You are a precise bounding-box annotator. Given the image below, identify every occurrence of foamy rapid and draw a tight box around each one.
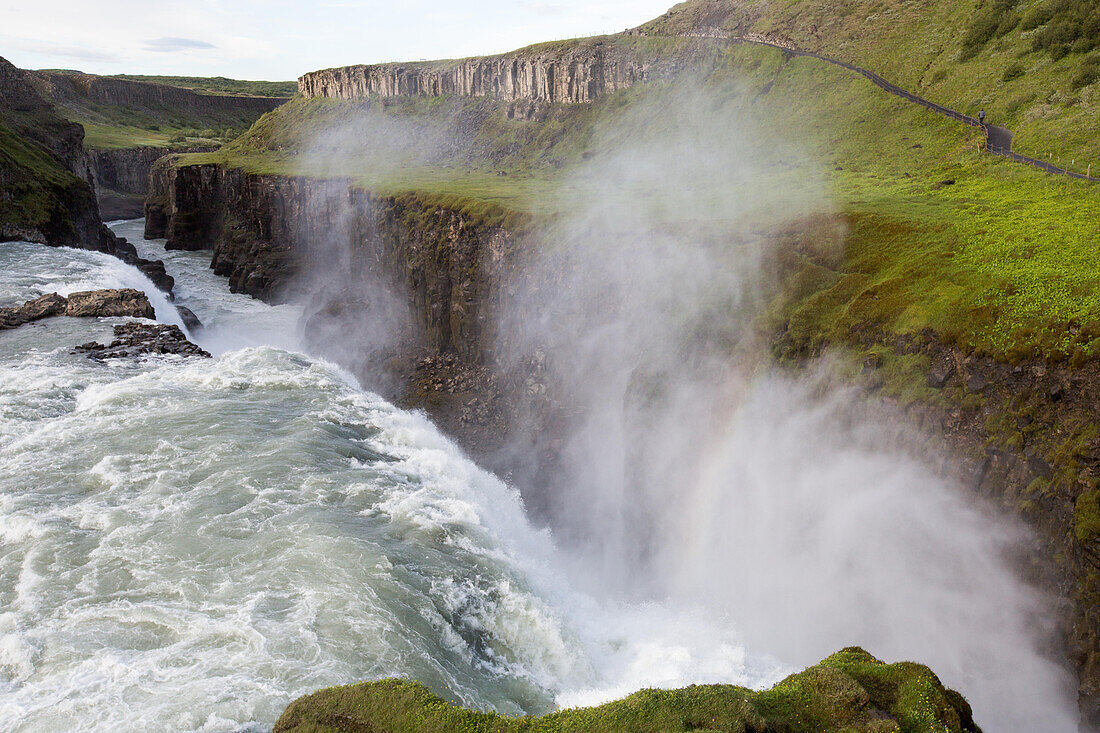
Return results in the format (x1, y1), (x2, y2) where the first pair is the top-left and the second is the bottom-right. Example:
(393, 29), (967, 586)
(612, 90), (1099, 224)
(0, 225), (783, 732)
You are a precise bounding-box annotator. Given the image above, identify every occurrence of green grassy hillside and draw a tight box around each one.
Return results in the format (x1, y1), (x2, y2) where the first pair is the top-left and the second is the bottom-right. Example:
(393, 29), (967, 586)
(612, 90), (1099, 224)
(34, 70), (288, 150)
(274, 648), (980, 733)
(107, 74), (296, 98)
(178, 38), (1100, 363)
(642, 0), (1099, 171)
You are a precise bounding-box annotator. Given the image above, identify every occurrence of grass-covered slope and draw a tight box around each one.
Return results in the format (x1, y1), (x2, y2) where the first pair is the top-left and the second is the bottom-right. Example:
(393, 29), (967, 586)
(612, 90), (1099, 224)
(641, 0), (1099, 171)
(273, 648), (980, 733)
(177, 39), (1100, 363)
(32, 70), (287, 150)
(105, 74), (296, 98)
(0, 56), (99, 244)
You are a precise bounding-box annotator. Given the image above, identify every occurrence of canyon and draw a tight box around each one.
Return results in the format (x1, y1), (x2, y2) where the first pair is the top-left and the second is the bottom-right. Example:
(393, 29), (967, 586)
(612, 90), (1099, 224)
(139, 11), (1100, 722)
(3, 0), (1100, 728)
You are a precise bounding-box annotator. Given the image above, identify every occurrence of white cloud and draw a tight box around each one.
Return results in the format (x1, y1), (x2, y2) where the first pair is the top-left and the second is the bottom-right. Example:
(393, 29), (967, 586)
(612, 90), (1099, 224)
(143, 37), (217, 52)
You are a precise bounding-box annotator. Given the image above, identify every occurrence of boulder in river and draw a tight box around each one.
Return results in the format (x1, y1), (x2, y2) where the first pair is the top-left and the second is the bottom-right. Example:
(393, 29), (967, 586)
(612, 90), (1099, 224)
(0, 288), (155, 329)
(175, 305), (203, 332)
(63, 289), (155, 319)
(76, 323), (211, 360)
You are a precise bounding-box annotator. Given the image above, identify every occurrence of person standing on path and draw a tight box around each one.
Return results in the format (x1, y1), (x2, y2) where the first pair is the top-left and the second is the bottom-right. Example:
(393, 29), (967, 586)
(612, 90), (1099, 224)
(979, 109), (985, 125)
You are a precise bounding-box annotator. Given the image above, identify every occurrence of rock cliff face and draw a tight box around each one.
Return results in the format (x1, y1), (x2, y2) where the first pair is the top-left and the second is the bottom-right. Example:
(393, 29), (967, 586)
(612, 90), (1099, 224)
(30, 71), (284, 118)
(0, 55), (173, 291)
(89, 146), (214, 219)
(298, 38), (700, 105)
(146, 161), (510, 352)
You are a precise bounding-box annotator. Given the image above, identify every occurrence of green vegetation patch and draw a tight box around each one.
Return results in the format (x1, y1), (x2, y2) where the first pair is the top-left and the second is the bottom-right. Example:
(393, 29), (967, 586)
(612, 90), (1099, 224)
(107, 74), (296, 98)
(647, 0), (1099, 169)
(0, 121), (89, 236)
(273, 648), (978, 733)
(172, 42), (1100, 363)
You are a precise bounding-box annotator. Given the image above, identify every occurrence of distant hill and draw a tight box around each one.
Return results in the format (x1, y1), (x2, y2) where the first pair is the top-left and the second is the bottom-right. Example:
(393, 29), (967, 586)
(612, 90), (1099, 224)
(107, 74), (297, 98)
(31, 70), (287, 150)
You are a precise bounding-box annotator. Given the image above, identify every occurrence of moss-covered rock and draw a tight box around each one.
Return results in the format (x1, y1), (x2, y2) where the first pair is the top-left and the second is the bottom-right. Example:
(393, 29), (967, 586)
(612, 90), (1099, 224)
(272, 648), (980, 733)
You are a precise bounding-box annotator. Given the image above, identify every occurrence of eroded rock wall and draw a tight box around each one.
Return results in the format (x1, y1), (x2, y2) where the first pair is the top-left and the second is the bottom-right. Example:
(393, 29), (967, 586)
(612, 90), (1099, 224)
(146, 161), (513, 355)
(297, 38), (706, 104)
(89, 146), (216, 219)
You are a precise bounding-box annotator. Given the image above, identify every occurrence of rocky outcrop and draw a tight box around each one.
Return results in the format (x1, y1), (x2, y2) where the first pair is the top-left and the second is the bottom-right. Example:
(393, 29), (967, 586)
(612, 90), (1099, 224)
(0, 288), (154, 329)
(298, 37), (706, 106)
(76, 323), (210, 359)
(30, 71), (284, 119)
(146, 163), (510, 356)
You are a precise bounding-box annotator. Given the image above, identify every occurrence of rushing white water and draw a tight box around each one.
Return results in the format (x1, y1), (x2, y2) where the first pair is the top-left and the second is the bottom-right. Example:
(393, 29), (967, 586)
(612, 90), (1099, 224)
(0, 225), (785, 732)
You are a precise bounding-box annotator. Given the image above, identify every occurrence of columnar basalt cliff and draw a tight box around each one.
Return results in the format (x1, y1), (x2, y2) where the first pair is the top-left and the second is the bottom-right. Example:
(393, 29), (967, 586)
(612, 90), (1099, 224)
(297, 38), (705, 105)
(146, 161), (511, 351)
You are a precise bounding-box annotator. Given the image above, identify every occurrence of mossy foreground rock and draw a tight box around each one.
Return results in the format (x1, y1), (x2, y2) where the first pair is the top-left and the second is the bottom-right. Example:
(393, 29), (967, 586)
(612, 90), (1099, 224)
(273, 648), (980, 733)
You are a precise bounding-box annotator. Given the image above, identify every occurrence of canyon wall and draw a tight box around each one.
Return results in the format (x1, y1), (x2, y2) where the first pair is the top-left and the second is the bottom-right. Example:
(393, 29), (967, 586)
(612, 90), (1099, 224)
(0, 56), (173, 290)
(31, 71), (285, 118)
(298, 38), (705, 104)
(89, 146), (215, 219)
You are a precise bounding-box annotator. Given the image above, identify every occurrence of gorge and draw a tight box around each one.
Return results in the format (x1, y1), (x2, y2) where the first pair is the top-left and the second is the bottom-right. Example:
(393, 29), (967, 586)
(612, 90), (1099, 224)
(3, 0), (1100, 731)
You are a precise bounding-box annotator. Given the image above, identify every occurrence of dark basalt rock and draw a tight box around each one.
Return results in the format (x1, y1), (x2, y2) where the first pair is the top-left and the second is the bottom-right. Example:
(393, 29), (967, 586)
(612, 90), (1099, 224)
(76, 323), (210, 360)
(175, 305), (203, 332)
(928, 354), (955, 388)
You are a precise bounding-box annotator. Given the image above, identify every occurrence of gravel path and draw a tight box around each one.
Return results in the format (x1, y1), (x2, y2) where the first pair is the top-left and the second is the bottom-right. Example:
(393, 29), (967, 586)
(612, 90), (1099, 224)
(727, 35), (1099, 182)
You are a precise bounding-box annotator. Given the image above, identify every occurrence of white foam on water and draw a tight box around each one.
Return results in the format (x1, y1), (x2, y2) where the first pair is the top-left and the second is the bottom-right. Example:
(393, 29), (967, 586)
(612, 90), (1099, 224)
(0, 226), (1074, 733)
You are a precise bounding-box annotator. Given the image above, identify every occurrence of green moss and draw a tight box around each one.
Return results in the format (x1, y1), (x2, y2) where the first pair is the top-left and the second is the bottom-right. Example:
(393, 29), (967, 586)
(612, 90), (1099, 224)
(1075, 489), (1100, 543)
(0, 120), (88, 235)
(273, 648), (978, 733)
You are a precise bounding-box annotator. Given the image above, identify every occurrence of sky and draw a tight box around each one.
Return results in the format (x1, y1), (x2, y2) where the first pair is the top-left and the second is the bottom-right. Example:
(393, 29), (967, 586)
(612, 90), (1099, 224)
(1, 1), (678, 81)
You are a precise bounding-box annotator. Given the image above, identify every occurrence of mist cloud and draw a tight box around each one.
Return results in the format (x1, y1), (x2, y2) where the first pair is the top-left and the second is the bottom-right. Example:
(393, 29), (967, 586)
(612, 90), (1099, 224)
(283, 74), (1077, 731)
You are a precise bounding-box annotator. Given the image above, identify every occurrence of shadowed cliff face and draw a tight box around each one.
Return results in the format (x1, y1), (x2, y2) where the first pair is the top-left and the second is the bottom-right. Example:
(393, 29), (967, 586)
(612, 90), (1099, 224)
(0, 56), (173, 290)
